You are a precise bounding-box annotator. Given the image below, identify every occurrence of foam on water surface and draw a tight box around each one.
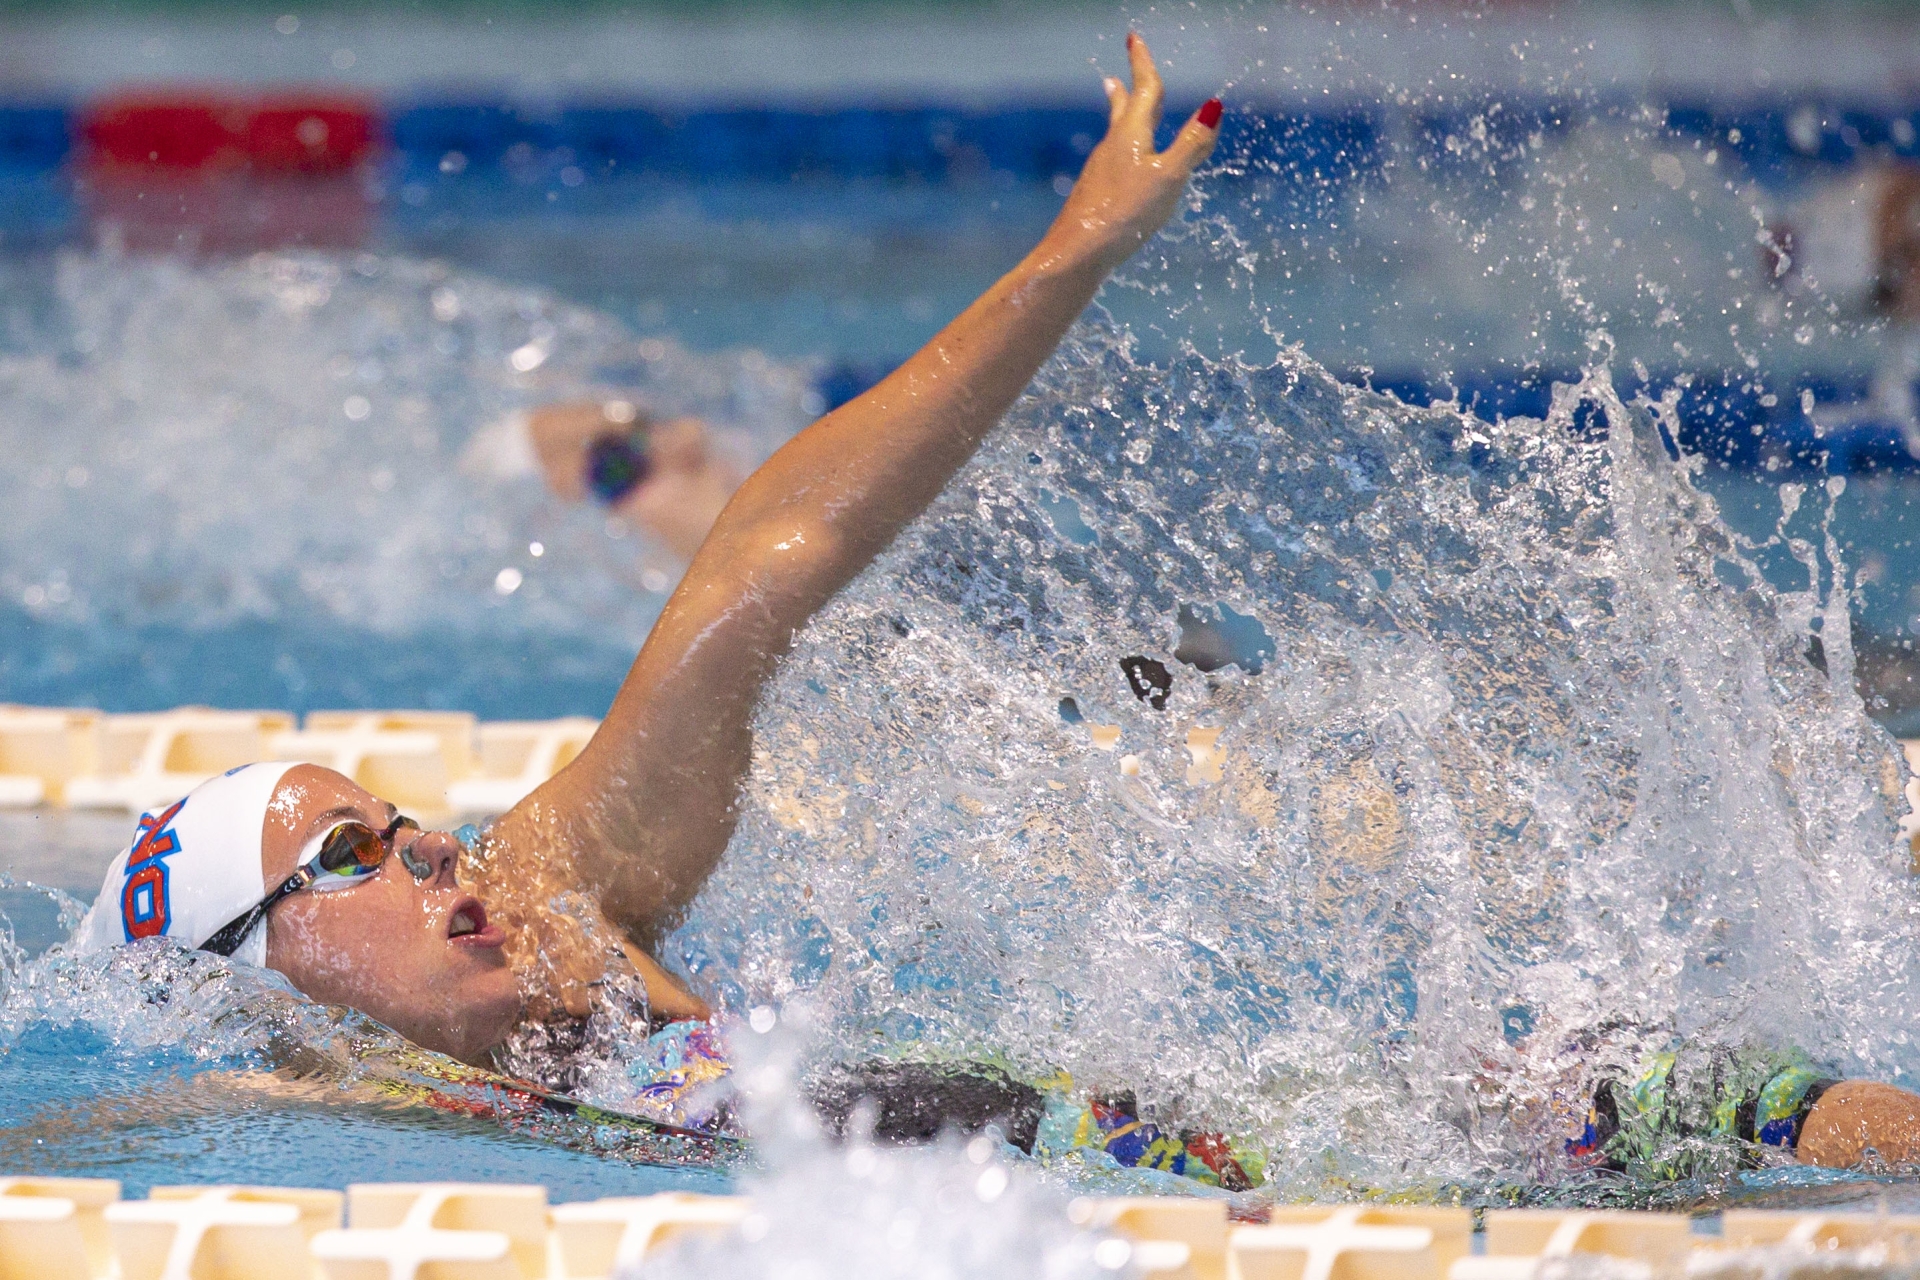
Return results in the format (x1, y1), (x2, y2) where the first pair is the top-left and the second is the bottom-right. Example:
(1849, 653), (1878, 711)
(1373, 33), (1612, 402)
(0, 936), (730, 1197)
(1, 267), (1916, 1205)
(626, 1013), (1131, 1280)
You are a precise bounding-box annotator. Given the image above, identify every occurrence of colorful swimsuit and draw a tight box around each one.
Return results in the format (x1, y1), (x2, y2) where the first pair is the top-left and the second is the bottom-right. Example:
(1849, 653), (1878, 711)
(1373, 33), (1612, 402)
(505, 985), (1845, 1190)
(1034, 1088), (1265, 1191)
(624, 1018), (735, 1130)
(616, 1021), (1833, 1190)
(616, 1025), (1268, 1190)
(456, 820), (1270, 1187)
(1565, 1042), (1837, 1179)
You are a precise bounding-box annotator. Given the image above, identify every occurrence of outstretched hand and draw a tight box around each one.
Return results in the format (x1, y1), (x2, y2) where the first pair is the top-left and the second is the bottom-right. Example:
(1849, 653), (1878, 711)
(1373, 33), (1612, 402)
(1050, 32), (1222, 272)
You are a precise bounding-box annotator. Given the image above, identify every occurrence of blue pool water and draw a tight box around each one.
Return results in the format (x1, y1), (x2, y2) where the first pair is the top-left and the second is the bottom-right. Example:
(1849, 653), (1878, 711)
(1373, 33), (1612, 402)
(0, 1021), (718, 1200)
(8, 9), (1920, 1217)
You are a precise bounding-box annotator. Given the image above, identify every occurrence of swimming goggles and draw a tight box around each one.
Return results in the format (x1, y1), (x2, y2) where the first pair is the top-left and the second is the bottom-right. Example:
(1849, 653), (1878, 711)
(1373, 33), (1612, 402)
(200, 814), (425, 957)
(586, 428), (653, 506)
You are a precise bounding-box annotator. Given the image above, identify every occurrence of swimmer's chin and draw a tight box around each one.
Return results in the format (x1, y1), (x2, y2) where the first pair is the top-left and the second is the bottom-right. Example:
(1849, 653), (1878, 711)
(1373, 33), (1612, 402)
(436, 971), (523, 1066)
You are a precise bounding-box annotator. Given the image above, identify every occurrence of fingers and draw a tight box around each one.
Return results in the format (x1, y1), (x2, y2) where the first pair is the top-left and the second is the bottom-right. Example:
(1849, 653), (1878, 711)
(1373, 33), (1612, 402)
(1103, 30), (1219, 169)
(1124, 30), (1165, 133)
(1165, 98), (1224, 173)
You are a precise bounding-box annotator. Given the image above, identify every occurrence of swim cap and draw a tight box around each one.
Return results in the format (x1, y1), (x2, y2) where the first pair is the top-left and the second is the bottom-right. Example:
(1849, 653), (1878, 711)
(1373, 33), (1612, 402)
(73, 762), (299, 968)
(456, 411), (539, 482)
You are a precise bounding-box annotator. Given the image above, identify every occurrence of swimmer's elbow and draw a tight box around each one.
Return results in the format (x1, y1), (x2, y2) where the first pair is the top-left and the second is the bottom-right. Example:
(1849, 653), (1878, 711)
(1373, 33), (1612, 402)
(695, 514), (860, 615)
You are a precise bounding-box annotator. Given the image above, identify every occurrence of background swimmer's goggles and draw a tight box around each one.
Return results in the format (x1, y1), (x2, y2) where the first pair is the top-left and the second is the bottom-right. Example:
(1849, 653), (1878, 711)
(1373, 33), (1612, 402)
(199, 815), (425, 957)
(585, 425), (652, 506)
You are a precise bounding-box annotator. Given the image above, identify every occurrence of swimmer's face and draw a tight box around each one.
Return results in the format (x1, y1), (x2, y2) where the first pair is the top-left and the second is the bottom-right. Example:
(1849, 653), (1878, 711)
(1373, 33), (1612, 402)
(260, 765), (521, 1065)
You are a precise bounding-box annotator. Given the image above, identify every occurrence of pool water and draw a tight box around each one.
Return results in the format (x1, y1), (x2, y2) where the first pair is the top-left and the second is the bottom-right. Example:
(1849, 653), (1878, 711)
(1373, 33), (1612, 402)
(7, 13), (1920, 1217)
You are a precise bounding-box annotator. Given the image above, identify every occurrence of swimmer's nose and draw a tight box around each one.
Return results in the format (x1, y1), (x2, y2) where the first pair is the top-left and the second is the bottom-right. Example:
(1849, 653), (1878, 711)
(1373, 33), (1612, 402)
(401, 829), (462, 886)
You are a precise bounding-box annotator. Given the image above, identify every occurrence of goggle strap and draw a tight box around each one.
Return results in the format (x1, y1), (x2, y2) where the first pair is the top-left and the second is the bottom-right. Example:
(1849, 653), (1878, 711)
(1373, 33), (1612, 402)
(198, 866), (313, 957)
(199, 904), (267, 958)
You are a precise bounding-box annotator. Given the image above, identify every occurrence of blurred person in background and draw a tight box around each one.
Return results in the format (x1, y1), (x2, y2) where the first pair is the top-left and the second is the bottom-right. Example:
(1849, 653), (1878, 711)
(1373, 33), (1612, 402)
(1765, 162), (1920, 320)
(1765, 161), (1920, 446)
(462, 396), (744, 560)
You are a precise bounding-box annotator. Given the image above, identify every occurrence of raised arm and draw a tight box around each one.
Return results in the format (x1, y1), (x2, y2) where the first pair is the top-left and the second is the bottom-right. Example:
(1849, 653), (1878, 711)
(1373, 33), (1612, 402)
(494, 35), (1221, 940)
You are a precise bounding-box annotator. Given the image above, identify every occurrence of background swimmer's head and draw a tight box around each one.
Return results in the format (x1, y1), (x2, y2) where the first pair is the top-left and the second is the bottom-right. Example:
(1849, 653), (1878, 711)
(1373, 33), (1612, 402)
(260, 765), (522, 1065)
(511, 398), (744, 560)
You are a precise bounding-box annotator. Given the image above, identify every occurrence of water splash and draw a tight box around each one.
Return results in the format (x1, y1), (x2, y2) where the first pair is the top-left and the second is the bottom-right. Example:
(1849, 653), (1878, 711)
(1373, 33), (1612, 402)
(670, 319), (1916, 1199)
(0, 938), (733, 1186)
(0, 45), (1914, 1207)
(629, 1009), (1129, 1280)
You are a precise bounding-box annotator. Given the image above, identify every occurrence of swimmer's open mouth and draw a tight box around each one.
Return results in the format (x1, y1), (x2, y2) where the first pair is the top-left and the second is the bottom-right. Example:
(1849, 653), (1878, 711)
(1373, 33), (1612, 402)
(446, 897), (503, 947)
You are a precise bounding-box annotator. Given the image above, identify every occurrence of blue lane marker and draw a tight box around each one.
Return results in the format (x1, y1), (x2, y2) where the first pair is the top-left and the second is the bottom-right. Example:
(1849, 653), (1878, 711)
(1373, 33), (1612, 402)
(1411, 97), (1584, 183)
(389, 101), (1182, 185)
(809, 361), (1920, 479)
(1345, 369), (1920, 477)
(1, 94), (1917, 188)
(0, 105), (75, 245)
(815, 359), (900, 414)
(0, 104), (69, 172)
(7, 89), (1920, 480)
(1665, 100), (1920, 190)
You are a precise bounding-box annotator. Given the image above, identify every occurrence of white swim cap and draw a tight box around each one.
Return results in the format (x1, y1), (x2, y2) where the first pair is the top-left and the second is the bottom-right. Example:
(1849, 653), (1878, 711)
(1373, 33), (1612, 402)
(74, 762), (299, 968)
(457, 410), (540, 482)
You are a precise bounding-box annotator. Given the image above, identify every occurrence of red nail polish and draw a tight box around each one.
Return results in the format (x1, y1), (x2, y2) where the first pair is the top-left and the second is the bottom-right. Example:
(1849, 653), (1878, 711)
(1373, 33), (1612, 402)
(1198, 98), (1224, 129)
(1126, 30), (1137, 49)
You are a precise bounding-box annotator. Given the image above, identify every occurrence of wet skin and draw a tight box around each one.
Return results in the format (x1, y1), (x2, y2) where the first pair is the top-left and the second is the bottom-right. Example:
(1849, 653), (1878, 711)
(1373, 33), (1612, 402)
(1799, 1080), (1920, 1169)
(260, 764), (520, 1065)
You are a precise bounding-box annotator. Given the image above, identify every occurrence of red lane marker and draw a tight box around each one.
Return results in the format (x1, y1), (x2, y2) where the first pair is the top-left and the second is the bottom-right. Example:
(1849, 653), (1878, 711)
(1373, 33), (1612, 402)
(244, 105), (378, 173)
(79, 93), (380, 173)
(81, 102), (231, 169)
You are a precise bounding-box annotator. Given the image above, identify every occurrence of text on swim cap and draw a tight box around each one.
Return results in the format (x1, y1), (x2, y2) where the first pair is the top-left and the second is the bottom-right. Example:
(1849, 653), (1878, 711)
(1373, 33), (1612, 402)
(121, 799), (185, 942)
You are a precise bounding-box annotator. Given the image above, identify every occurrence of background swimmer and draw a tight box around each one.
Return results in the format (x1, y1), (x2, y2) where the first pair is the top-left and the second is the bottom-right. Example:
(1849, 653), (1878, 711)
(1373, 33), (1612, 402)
(1764, 162), (1920, 323)
(461, 396), (744, 560)
(1763, 162), (1920, 447)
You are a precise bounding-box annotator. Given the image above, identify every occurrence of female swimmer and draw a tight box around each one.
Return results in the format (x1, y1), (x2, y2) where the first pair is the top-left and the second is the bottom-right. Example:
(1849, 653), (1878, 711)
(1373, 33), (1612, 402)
(77, 33), (1224, 1132)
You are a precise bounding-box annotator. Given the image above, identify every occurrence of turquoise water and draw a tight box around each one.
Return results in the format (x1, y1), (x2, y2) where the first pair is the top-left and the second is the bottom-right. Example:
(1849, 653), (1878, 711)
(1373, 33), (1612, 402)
(7, 320), (1918, 1210)
(0, 911), (730, 1198)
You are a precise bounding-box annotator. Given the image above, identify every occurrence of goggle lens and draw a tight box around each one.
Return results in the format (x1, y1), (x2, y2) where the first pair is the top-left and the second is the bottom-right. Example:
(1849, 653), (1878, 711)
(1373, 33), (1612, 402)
(310, 817), (421, 885)
(316, 823), (385, 876)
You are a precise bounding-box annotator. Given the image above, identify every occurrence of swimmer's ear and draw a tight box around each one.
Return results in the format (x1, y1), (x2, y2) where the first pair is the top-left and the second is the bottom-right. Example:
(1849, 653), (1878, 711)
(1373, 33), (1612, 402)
(1166, 98), (1224, 173)
(1104, 76), (1127, 129)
